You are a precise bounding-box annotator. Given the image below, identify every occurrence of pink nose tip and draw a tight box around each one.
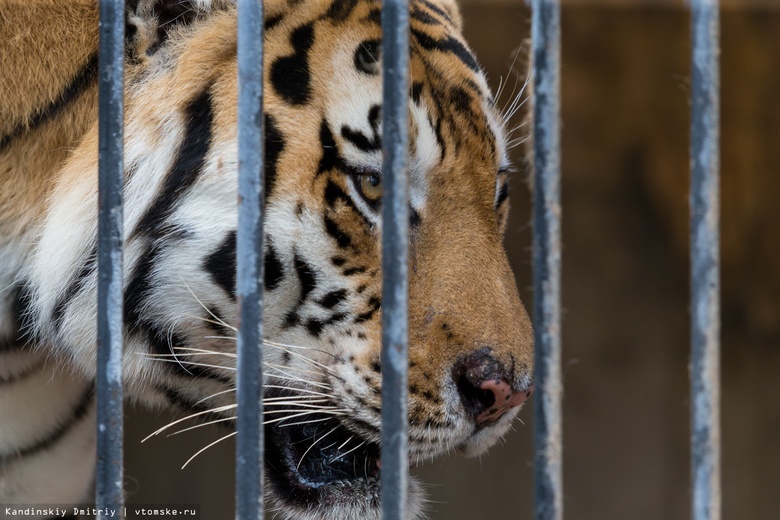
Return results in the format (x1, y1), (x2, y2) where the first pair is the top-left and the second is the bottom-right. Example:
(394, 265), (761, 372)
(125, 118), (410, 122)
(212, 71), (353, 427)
(475, 381), (534, 426)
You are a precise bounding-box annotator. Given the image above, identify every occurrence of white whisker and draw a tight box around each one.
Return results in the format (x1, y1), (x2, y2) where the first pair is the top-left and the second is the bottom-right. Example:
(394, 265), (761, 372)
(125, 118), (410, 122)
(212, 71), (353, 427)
(264, 410), (346, 427)
(147, 358), (235, 372)
(142, 404), (237, 442)
(329, 440), (366, 464)
(181, 431), (237, 469)
(179, 276), (237, 332)
(172, 346), (236, 358)
(263, 405), (341, 414)
(167, 416), (236, 437)
(193, 388), (236, 406)
(336, 435), (353, 451)
(264, 362), (324, 378)
(297, 427), (339, 471)
(276, 416), (341, 428)
(265, 366), (330, 390)
(262, 385), (335, 399)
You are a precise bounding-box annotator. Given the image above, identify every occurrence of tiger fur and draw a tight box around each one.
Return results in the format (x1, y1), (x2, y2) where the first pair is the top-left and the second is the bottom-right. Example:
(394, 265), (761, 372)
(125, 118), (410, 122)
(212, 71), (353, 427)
(0, 1), (534, 519)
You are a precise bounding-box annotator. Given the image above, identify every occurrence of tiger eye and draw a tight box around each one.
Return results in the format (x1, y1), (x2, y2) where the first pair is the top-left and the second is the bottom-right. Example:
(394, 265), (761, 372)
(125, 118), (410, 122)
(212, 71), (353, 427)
(358, 173), (383, 203)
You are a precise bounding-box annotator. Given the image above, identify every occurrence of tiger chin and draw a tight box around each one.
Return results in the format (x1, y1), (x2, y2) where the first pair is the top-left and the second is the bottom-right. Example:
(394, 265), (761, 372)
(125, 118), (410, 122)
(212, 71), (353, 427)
(0, 0), (534, 519)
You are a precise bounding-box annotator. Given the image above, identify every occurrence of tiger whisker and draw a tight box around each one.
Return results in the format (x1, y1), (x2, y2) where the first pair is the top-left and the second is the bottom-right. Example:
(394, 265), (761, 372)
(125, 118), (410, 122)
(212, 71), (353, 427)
(263, 407), (342, 414)
(185, 314), (237, 332)
(328, 440), (366, 465)
(264, 362), (325, 378)
(179, 276), (237, 332)
(499, 57), (531, 120)
(146, 354), (327, 387)
(276, 416), (342, 428)
(167, 416), (236, 437)
(262, 385), (335, 399)
(296, 427), (339, 471)
(181, 431), (237, 469)
(264, 410), (347, 426)
(171, 346), (236, 358)
(142, 404), (237, 442)
(336, 435), (353, 451)
(507, 135), (532, 150)
(168, 346), (331, 382)
(264, 339), (341, 361)
(146, 357), (235, 372)
(265, 365), (331, 390)
(193, 388), (236, 406)
(261, 396), (330, 403)
(270, 345), (340, 377)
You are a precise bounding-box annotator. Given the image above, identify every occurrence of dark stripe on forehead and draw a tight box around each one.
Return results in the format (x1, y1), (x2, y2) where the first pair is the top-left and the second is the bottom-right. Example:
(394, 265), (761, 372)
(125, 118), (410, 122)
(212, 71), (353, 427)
(0, 54), (98, 153)
(318, 121), (346, 175)
(450, 86), (474, 115)
(324, 180), (365, 223)
(326, 0), (360, 21)
(411, 82), (424, 104)
(133, 88), (214, 239)
(324, 215), (353, 249)
(411, 29), (479, 73)
(270, 23), (315, 106)
(418, 0), (455, 25)
(265, 14), (284, 31)
(341, 126), (380, 152)
(265, 114), (285, 198)
(411, 6), (440, 26)
(363, 7), (381, 25)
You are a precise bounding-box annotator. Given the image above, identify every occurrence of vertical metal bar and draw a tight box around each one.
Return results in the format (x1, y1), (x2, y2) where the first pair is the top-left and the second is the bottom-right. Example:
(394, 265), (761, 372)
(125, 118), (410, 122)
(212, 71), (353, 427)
(531, 0), (562, 519)
(236, 0), (265, 518)
(380, 0), (410, 519)
(690, 1), (721, 519)
(96, 0), (125, 518)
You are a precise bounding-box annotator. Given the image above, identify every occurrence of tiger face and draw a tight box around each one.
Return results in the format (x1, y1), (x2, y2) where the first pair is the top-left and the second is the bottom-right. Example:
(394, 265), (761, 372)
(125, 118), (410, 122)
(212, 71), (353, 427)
(6, 0), (533, 518)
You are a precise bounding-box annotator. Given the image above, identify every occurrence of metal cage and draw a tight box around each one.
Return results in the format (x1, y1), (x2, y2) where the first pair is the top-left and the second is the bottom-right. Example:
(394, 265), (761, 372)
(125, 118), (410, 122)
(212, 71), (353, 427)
(93, 0), (721, 519)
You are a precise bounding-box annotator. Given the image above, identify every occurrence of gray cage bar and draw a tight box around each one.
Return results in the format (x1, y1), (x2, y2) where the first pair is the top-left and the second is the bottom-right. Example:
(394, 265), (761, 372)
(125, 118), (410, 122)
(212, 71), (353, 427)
(689, 1), (721, 520)
(531, 0), (562, 520)
(96, 0), (125, 518)
(380, 0), (411, 519)
(235, 0), (265, 518)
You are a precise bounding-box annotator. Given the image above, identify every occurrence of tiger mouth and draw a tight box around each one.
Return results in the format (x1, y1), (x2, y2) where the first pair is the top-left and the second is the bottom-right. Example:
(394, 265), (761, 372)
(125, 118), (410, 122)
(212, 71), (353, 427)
(264, 393), (381, 506)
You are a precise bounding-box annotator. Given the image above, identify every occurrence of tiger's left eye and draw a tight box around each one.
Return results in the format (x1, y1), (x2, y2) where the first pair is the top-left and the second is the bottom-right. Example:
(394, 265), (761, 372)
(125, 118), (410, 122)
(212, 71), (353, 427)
(357, 173), (383, 204)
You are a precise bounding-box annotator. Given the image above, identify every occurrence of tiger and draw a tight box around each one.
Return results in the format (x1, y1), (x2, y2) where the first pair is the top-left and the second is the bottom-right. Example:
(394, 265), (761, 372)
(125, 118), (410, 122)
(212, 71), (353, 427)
(0, 0), (534, 519)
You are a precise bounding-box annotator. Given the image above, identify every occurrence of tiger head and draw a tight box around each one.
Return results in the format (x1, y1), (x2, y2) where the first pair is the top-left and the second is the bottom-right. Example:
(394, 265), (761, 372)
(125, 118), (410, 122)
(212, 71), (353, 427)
(22, 0), (533, 518)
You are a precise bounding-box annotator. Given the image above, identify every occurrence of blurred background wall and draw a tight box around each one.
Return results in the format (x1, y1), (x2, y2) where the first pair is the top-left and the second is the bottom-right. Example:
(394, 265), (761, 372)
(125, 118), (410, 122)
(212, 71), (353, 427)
(124, 1), (780, 518)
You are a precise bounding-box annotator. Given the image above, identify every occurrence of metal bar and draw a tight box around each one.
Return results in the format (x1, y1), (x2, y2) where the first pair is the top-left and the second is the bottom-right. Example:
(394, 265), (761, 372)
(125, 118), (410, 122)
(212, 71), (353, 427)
(96, 0), (125, 518)
(380, 0), (410, 518)
(531, 0), (562, 519)
(690, 1), (721, 519)
(235, 0), (265, 518)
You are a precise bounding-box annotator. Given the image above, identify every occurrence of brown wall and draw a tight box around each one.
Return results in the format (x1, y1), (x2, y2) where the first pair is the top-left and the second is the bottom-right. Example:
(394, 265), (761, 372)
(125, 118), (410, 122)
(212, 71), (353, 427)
(124, 5), (780, 519)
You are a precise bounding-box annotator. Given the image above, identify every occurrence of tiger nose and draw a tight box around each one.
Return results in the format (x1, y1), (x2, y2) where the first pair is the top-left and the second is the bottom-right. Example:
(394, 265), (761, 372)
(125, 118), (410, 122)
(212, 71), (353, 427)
(454, 349), (533, 427)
